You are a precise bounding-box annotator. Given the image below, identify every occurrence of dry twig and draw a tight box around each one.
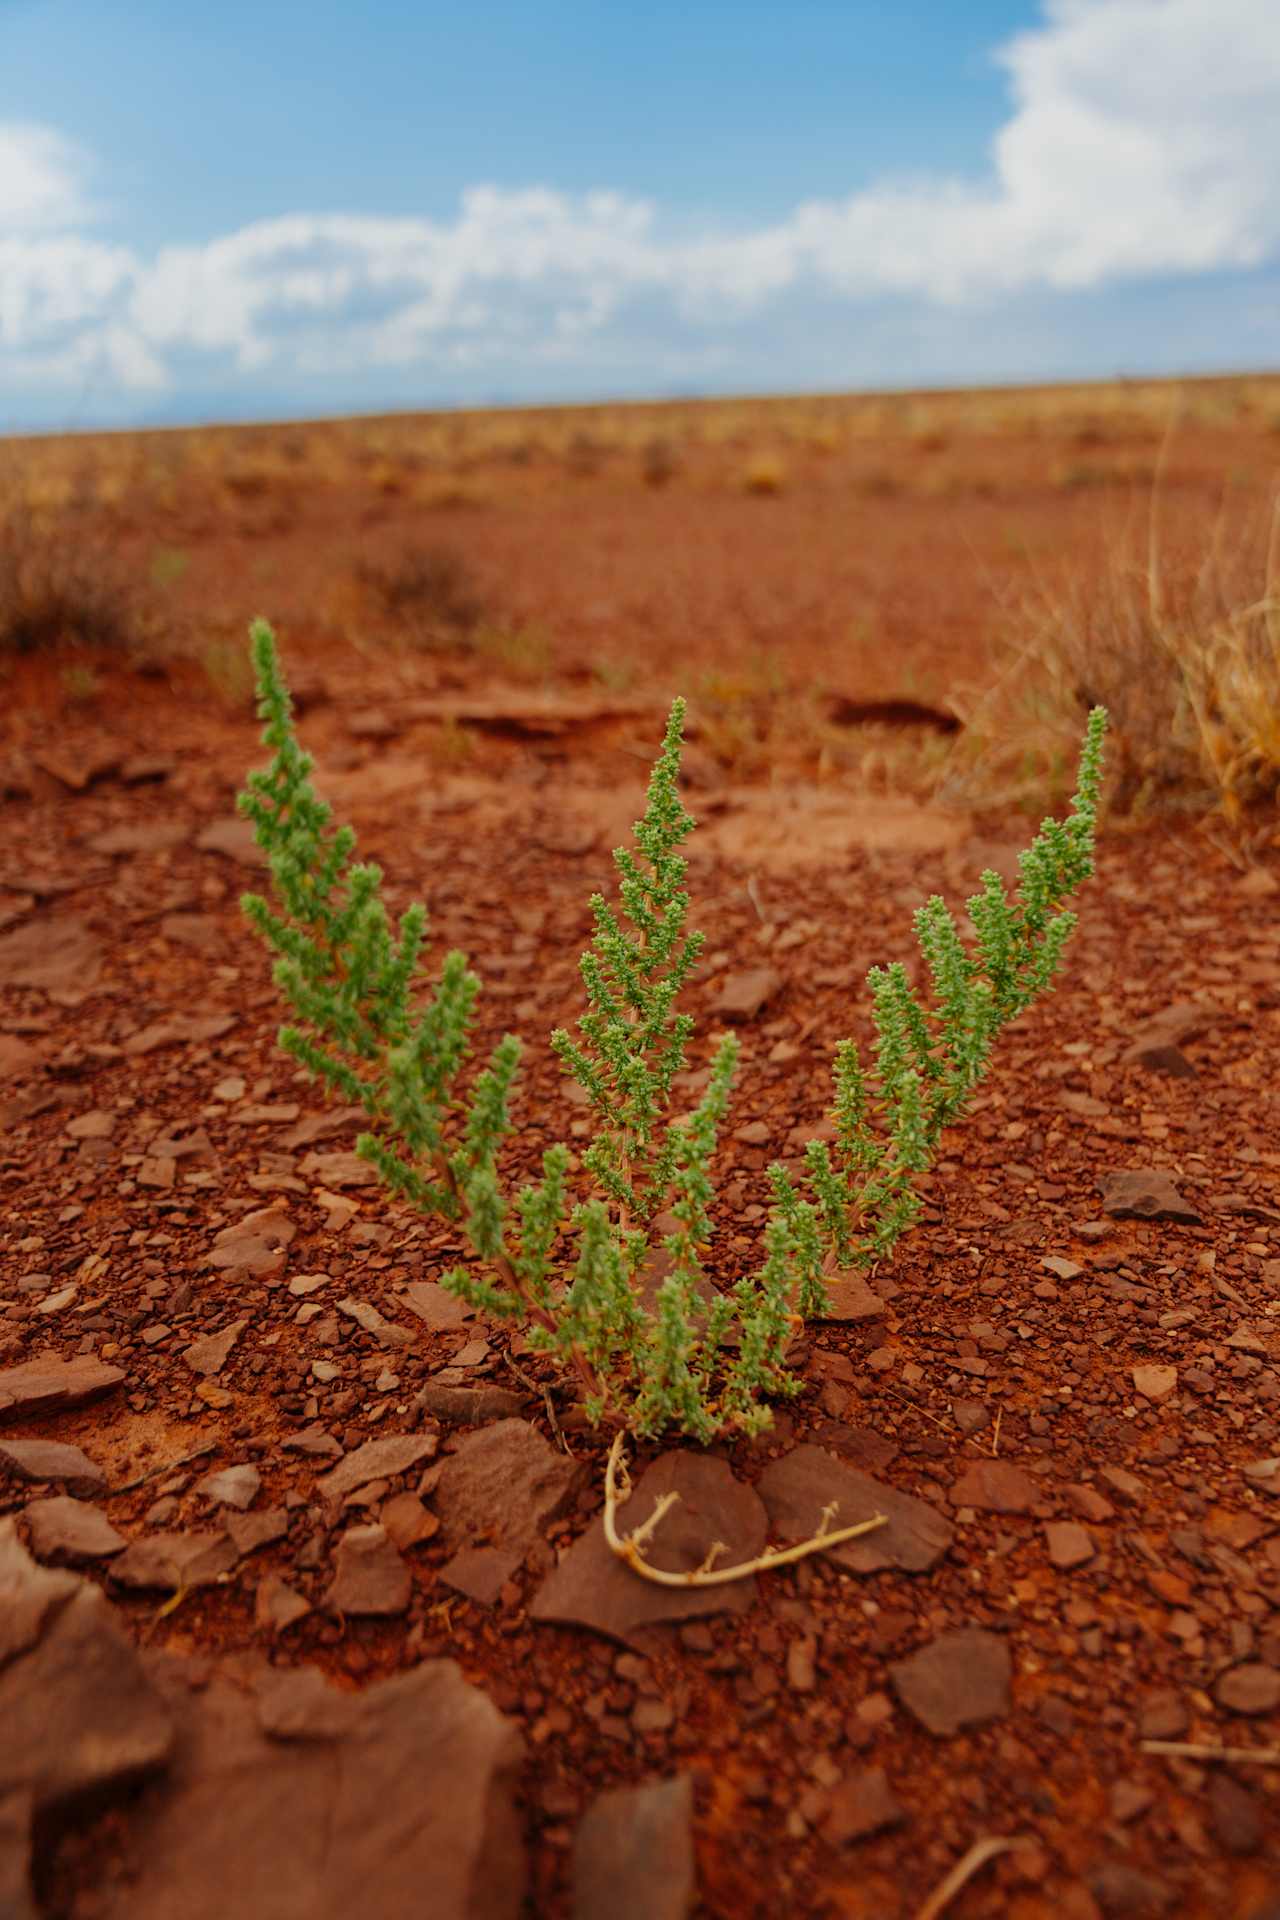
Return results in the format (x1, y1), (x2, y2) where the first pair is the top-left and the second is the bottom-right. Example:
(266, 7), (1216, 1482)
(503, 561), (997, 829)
(1141, 1740), (1280, 1767)
(602, 1432), (887, 1586)
(912, 1836), (1033, 1920)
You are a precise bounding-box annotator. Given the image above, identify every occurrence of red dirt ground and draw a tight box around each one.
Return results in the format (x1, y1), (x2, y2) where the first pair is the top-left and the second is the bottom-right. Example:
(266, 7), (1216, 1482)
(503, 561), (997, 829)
(2, 375), (1280, 1918)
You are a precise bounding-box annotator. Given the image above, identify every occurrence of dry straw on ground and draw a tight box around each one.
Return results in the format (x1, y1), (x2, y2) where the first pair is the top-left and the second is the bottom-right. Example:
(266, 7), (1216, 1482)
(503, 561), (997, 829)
(941, 436), (1280, 836)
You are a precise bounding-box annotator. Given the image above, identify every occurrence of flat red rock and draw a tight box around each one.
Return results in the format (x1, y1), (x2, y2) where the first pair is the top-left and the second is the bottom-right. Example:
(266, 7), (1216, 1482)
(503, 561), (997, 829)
(181, 1320), (247, 1378)
(324, 1525), (411, 1617)
(0, 1437), (105, 1494)
(757, 1446), (953, 1573)
(711, 966), (784, 1022)
(1213, 1664), (1280, 1716)
(93, 1657), (526, 1920)
(531, 1452), (769, 1649)
(314, 1433), (438, 1506)
(822, 1767), (907, 1845)
(949, 1459), (1041, 1514)
(23, 1496), (126, 1562)
(889, 1628), (1012, 1736)
(572, 1776), (693, 1920)
(1044, 1520), (1095, 1569)
(1099, 1168), (1202, 1224)
(110, 1532), (239, 1592)
(0, 1355), (125, 1423)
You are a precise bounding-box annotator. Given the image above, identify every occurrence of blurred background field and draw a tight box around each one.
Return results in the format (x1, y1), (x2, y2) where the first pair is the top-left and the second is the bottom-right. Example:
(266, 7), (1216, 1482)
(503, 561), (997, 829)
(2, 368), (1279, 840)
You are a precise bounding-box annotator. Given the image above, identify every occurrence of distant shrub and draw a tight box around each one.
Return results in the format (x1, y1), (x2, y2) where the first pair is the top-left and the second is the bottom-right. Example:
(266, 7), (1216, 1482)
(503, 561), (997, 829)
(641, 439), (679, 488)
(0, 491), (138, 658)
(354, 543), (485, 649)
(742, 457), (786, 496)
(945, 482), (1280, 827)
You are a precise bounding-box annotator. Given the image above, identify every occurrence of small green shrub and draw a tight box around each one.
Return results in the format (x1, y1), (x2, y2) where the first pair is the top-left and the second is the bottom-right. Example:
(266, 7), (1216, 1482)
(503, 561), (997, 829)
(238, 619), (1106, 1442)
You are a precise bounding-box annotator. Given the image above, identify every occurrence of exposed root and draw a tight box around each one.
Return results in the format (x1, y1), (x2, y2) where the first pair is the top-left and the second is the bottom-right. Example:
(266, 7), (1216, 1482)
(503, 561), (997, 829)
(911, 1836), (1033, 1920)
(503, 1349), (576, 1457)
(602, 1432), (887, 1587)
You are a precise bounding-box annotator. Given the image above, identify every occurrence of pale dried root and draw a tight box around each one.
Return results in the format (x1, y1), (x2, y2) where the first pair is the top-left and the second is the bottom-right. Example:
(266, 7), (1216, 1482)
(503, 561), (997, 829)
(912, 1836), (1034, 1920)
(602, 1431), (887, 1587)
(1141, 1740), (1280, 1766)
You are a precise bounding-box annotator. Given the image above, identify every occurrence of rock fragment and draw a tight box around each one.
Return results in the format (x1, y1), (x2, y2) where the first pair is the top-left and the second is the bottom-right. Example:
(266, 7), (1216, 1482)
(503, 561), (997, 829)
(1132, 1365), (1178, 1403)
(0, 1524), (173, 1811)
(1100, 1169), (1202, 1224)
(0, 1437), (105, 1494)
(379, 1492), (439, 1550)
(0, 1354), (124, 1422)
(255, 1573), (311, 1633)
(711, 967), (783, 1022)
(0, 1518), (80, 1663)
(23, 1496), (126, 1561)
(822, 1767), (907, 1845)
(314, 1433), (437, 1506)
(1135, 1692), (1188, 1741)
(888, 1628), (1012, 1736)
(0, 915), (102, 994)
(413, 1382), (525, 1425)
(206, 1207), (294, 1274)
(571, 1775), (694, 1920)
(1213, 1664), (1280, 1716)
(1044, 1521), (1095, 1569)
(195, 1464), (261, 1510)
(336, 1296), (412, 1348)
(181, 1320), (247, 1378)
(224, 1510), (288, 1557)
(532, 1453), (768, 1648)
(1207, 1774), (1262, 1855)
(949, 1459), (1040, 1514)
(435, 1419), (578, 1561)
(111, 1531), (239, 1593)
(104, 1657), (524, 1917)
(401, 1281), (474, 1330)
(195, 816), (264, 864)
(757, 1447), (953, 1573)
(325, 1525), (411, 1617)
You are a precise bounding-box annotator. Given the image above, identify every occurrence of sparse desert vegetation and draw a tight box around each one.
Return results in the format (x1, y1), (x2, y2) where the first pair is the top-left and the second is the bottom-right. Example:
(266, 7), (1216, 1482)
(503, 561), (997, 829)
(1, 372), (1279, 1920)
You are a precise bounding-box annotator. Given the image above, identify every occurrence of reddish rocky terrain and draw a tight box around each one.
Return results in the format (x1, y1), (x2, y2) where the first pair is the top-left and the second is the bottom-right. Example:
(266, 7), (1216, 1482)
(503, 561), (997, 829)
(2, 378), (1279, 1918)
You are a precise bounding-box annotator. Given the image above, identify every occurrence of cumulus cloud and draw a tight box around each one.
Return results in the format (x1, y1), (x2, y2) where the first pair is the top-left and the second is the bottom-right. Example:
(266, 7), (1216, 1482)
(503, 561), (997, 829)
(3, 0), (1280, 416)
(0, 122), (90, 230)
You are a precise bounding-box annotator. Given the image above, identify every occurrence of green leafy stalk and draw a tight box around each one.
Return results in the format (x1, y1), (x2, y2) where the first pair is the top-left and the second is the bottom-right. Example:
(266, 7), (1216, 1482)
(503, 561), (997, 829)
(238, 618), (1106, 1443)
(550, 698), (705, 1227)
(797, 706), (1108, 1270)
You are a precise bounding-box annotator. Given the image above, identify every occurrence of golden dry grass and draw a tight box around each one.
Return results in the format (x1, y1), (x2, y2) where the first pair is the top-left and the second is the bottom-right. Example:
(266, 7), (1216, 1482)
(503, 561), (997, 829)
(940, 447), (1280, 834)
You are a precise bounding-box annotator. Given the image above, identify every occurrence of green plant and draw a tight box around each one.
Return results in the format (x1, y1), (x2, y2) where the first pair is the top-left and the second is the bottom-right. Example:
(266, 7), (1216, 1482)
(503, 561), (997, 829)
(770, 704), (1106, 1283)
(238, 619), (1106, 1444)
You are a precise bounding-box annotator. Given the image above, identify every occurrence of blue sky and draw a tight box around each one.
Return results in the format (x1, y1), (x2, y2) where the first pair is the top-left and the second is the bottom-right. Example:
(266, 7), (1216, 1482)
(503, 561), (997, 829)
(2, 0), (1278, 429)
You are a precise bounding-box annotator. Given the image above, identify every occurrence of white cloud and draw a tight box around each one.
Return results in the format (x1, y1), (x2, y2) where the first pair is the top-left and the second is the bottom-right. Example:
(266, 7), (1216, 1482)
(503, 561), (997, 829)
(0, 123), (90, 230)
(3, 0), (1280, 415)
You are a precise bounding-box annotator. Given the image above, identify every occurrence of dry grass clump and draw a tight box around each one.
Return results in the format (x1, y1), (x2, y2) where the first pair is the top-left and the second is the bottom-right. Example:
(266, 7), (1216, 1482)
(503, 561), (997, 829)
(641, 438), (679, 488)
(944, 482), (1280, 830)
(353, 542), (486, 649)
(742, 456), (787, 497)
(0, 487), (140, 658)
